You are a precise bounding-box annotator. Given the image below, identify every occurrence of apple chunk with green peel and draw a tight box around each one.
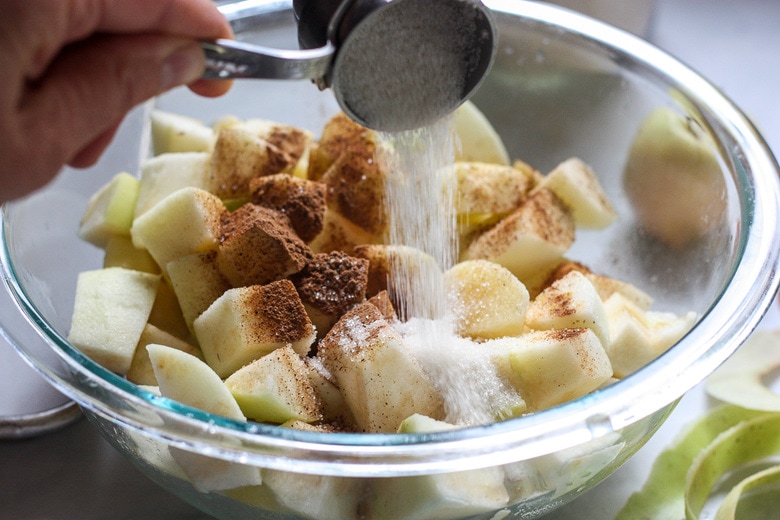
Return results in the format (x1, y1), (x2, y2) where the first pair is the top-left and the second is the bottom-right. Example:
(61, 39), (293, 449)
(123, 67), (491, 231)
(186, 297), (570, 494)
(507, 328), (613, 411)
(68, 267), (160, 375)
(131, 186), (225, 274)
(194, 280), (316, 378)
(623, 107), (727, 248)
(78, 172), (139, 248)
(225, 345), (322, 424)
(444, 259), (529, 340)
(316, 301), (445, 433)
(463, 188), (575, 284)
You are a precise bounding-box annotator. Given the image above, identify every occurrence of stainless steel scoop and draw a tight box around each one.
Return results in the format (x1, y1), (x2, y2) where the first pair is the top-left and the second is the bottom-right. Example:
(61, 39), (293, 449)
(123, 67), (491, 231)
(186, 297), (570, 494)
(202, 0), (497, 131)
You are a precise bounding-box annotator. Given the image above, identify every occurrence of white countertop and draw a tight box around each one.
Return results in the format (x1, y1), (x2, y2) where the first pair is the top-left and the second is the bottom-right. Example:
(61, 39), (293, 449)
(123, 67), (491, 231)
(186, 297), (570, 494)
(3, 0), (780, 518)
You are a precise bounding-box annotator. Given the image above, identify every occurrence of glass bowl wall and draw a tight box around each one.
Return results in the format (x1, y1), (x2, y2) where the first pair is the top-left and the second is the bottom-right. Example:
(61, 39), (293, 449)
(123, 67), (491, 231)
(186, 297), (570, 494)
(2, 1), (779, 519)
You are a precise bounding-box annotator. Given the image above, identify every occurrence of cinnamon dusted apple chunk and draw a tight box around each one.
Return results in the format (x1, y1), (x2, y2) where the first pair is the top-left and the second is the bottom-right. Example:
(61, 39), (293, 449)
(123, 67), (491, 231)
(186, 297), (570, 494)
(316, 301), (444, 433)
(249, 174), (327, 243)
(291, 251), (369, 339)
(207, 126), (298, 201)
(464, 188), (575, 284)
(193, 280), (316, 378)
(217, 203), (313, 287)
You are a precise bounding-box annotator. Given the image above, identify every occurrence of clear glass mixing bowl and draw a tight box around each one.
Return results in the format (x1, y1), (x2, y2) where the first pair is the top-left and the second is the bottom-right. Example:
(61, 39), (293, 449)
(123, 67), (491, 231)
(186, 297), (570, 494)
(2, 1), (780, 518)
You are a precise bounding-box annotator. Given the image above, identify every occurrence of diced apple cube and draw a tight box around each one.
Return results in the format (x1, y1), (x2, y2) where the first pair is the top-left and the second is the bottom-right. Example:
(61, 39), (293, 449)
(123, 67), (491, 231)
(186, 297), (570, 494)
(102, 235), (159, 274)
(225, 345), (322, 424)
(150, 110), (216, 155)
(372, 410), (509, 520)
(321, 152), (386, 236)
(148, 343), (243, 419)
(464, 188), (575, 283)
(127, 324), (202, 386)
(309, 208), (380, 255)
(147, 343), (261, 492)
(537, 157), (617, 229)
(316, 302), (444, 433)
(207, 125), (299, 201)
(508, 328), (613, 411)
(262, 470), (367, 520)
(304, 357), (356, 429)
(455, 162), (529, 216)
(307, 112), (377, 181)
(78, 172), (139, 248)
(194, 280), (316, 377)
(249, 174), (327, 243)
(444, 259), (529, 339)
(68, 267), (160, 374)
(525, 270), (610, 348)
(453, 100), (511, 166)
(166, 250), (231, 332)
(291, 251), (369, 338)
(604, 293), (697, 377)
(217, 203), (313, 287)
(131, 186), (225, 273)
(134, 152), (209, 217)
(147, 278), (192, 341)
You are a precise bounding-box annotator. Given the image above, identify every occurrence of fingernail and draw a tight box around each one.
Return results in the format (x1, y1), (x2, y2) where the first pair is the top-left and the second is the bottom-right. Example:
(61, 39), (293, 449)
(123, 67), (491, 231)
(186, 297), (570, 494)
(161, 43), (205, 90)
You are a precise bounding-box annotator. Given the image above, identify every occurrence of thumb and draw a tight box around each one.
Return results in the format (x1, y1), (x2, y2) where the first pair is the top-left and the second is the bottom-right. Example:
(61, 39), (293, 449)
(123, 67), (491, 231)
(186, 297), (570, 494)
(22, 34), (206, 170)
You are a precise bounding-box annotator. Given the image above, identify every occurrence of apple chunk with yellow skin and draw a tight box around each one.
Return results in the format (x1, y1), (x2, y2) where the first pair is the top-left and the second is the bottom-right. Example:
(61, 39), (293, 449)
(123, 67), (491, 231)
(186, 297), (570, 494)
(68, 267), (160, 375)
(623, 107), (726, 248)
(316, 301), (444, 433)
(78, 172), (139, 248)
(463, 188), (575, 284)
(444, 259), (529, 340)
(194, 280), (316, 378)
(508, 328), (613, 411)
(131, 186), (225, 274)
(225, 345), (322, 424)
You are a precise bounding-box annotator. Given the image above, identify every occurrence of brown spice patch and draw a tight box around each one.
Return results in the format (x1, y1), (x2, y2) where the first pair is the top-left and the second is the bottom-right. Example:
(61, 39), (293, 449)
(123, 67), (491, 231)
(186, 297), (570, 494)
(218, 204), (313, 286)
(321, 154), (386, 235)
(249, 174), (327, 243)
(291, 251), (369, 317)
(242, 280), (313, 343)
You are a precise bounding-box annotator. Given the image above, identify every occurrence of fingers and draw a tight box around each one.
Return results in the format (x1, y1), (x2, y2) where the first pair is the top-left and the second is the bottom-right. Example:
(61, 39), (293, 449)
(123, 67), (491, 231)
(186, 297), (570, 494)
(19, 34), (205, 172)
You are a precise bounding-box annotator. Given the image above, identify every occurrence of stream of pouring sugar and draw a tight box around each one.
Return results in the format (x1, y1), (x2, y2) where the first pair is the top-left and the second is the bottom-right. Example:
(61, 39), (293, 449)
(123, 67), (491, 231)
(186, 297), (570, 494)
(378, 118), (521, 426)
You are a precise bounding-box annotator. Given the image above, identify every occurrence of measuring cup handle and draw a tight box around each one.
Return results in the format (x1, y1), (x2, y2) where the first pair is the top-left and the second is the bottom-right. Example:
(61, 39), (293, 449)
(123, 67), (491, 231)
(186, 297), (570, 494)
(200, 39), (335, 82)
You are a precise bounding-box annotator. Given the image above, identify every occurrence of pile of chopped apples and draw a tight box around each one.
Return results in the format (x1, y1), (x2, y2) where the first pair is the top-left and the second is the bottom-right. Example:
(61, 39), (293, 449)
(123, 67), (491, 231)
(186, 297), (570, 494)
(68, 102), (698, 434)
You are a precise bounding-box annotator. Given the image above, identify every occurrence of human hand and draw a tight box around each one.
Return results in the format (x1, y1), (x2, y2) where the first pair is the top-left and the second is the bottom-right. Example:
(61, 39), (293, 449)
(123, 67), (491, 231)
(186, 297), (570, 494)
(0, 0), (234, 203)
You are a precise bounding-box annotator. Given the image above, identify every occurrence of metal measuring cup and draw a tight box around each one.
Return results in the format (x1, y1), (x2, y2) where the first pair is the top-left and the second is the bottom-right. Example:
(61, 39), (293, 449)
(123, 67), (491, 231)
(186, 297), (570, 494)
(201, 0), (497, 132)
